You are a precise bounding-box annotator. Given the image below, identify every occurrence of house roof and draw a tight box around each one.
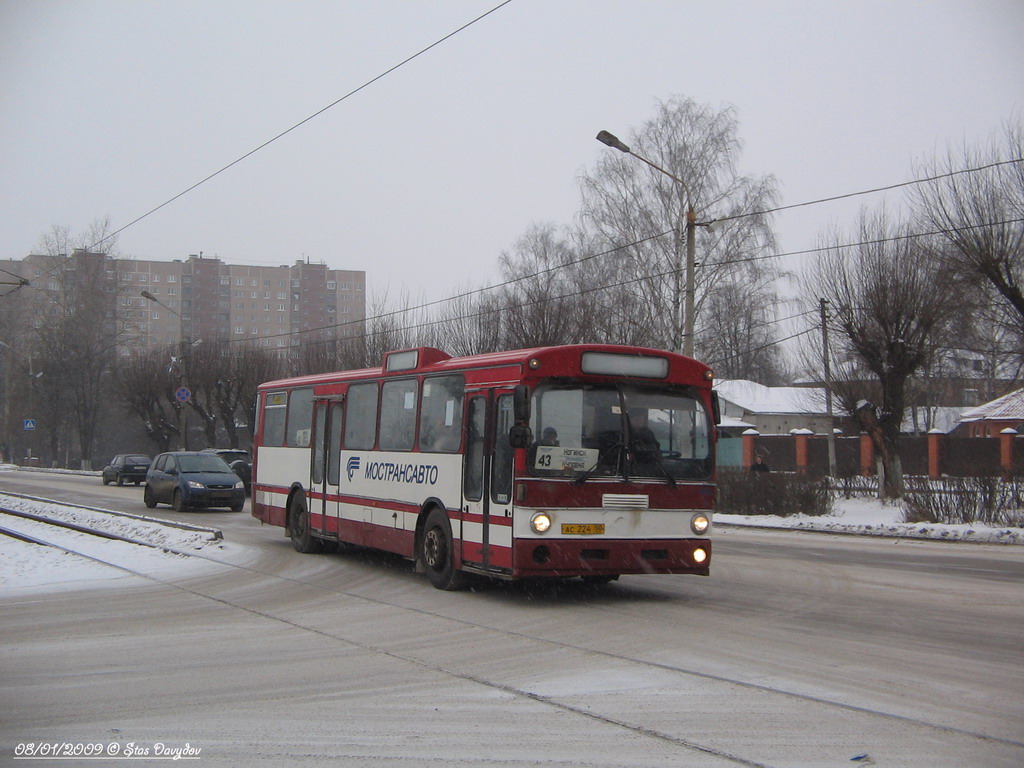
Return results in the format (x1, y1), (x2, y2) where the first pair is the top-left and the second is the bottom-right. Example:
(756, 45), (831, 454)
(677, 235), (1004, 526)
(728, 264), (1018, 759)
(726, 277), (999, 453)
(714, 380), (825, 415)
(959, 387), (1024, 422)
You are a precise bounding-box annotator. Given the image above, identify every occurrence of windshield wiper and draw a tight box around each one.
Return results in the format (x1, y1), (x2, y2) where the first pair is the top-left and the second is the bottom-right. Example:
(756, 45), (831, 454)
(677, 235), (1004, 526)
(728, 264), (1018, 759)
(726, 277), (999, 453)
(635, 454), (677, 487)
(573, 439), (624, 485)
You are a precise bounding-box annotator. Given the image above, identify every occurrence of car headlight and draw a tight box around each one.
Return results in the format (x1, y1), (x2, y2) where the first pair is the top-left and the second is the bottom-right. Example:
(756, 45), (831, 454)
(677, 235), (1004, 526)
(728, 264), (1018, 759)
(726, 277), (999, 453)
(187, 480), (206, 490)
(234, 480), (244, 490)
(690, 514), (710, 535)
(530, 512), (552, 534)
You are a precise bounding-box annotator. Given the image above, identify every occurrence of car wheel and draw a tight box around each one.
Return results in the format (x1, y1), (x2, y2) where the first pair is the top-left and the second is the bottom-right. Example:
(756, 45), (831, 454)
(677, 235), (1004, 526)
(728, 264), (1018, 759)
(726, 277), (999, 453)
(102, 475), (110, 486)
(288, 494), (323, 554)
(173, 489), (189, 513)
(230, 501), (244, 513)
(420, 508), (465, 590)
(116, 474), (124, 487)
(143, 485), (157, 509)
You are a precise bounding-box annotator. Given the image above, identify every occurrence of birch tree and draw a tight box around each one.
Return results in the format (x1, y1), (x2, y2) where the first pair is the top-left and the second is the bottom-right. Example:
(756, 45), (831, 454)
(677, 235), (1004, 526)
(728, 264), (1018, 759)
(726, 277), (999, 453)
(580, 96), (782, 360)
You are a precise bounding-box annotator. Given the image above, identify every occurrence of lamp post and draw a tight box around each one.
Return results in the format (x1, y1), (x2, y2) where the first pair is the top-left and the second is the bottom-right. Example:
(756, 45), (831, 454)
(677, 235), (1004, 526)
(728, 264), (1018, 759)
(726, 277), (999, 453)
(141, 290), (194, 450)
(596, 129), (705, 358)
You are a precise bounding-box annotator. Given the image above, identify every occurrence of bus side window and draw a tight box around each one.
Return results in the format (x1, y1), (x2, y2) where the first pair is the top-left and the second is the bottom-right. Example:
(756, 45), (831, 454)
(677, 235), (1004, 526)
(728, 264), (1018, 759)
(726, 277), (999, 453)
(327, 402), (343, 485)
(345, 383), (379, 450)
(287, 387), (314, 448)
(262, 391), (288, 447)
(419, 375), (464, 452)
(492, 395), (514, 504)
(464, 396), (485, 502)
(379, 379), (417, 451)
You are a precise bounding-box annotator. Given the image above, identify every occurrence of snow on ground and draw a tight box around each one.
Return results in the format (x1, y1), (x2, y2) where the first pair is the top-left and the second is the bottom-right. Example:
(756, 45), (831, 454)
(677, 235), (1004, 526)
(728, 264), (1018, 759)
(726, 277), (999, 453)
(716, 496), (1024, 544)
(1, 464), (1021, 596)
(0, 488), (246, 597)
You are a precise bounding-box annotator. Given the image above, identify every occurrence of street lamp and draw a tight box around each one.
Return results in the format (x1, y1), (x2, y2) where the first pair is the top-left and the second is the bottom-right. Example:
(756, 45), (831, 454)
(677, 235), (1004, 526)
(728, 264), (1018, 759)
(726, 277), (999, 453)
(141, 290), (195, 450)
(596, 130), (707, 357)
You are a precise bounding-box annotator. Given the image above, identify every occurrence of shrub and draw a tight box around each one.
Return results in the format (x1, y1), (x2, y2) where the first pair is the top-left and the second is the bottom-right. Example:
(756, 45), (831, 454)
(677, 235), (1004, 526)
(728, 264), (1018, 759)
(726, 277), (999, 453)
(903, 477), (1024, 527)
(717, 470), (834, 517)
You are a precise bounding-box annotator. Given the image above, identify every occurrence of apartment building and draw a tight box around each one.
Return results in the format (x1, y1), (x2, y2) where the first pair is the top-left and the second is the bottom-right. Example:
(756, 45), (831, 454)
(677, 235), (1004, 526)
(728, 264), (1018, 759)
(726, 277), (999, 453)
(1, 251), (365, 355)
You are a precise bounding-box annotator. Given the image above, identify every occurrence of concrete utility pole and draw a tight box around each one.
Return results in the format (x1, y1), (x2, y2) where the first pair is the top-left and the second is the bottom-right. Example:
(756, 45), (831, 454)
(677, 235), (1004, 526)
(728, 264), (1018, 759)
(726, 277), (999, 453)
(820, 298), (838, 477)
(596, 130), (706, 358)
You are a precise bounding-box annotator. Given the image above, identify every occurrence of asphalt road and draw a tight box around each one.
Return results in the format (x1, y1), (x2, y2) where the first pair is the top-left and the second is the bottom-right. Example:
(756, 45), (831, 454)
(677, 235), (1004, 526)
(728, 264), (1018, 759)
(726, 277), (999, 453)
(2, 470), (1022, 767)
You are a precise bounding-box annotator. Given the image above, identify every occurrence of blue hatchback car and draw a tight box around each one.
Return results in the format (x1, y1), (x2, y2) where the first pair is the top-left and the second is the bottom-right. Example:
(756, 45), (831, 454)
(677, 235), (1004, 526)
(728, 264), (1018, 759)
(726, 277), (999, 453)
(144, 451), (246, 512)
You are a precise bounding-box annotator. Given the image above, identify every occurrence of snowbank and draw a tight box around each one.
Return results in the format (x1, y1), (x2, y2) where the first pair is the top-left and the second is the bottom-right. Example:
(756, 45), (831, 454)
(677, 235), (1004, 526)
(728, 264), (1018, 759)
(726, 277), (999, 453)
(717, 496), (1024, 544)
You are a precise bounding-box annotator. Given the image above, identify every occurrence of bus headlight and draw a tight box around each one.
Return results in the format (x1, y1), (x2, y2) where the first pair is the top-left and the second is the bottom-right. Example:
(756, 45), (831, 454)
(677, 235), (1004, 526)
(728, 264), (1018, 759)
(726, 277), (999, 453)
(531, 512), (552, 534)
(691, 514), (710, 535)
(693, 547), (708, 564)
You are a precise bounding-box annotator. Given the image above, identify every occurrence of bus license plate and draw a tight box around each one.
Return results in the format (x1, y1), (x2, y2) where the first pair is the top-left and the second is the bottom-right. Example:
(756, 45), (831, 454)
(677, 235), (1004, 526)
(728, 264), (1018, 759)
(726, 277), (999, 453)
(562, 523), (605, 535)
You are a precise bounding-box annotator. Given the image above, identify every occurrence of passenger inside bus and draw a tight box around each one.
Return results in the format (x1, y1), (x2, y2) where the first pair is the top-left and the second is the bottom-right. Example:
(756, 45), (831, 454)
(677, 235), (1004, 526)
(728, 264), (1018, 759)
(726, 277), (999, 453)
(539, 427), (559, 446)
(627, 408), (661, 463)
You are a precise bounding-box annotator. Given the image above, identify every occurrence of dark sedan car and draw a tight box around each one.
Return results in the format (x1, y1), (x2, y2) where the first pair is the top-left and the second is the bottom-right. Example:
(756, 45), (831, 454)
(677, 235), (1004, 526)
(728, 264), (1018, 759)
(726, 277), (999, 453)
(200, 448), (252, 494)
(101, 454), (151, 486)
(144, 451), (246, 512)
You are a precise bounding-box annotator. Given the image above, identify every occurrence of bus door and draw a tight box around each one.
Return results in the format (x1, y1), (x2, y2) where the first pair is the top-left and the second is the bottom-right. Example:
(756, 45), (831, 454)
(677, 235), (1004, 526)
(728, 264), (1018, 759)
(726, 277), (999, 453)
(311, 397), (344, 538)
(461, 391), (515, 571)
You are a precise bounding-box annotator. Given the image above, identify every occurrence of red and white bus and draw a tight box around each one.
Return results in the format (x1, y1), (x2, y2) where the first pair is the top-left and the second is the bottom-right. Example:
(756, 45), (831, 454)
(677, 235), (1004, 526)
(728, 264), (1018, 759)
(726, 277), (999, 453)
(251, 344), (718, 589)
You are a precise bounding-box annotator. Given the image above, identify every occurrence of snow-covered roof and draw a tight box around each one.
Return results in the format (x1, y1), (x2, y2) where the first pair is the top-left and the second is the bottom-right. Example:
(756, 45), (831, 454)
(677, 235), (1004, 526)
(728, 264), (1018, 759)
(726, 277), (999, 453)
(718, 416), (756, 429)
(959, 387), (1024, 422)
(714, 380), (825, 415)
(902, 407), (963, 434)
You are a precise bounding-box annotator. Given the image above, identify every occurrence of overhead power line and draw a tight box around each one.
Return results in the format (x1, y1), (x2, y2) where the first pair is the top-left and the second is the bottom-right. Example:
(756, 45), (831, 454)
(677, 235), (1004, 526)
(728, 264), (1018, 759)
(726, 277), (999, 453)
(84, 0), (514, 253)
(712, 157), (1024, 226)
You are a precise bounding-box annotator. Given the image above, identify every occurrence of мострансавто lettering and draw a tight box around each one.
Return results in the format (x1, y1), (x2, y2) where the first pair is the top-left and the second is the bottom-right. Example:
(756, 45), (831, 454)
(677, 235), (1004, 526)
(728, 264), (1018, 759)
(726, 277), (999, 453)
(363, 461), (439, 485)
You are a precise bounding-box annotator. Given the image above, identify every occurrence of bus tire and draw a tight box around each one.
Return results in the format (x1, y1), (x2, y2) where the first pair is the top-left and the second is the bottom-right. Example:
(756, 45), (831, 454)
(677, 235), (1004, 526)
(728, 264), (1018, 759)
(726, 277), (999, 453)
(421, 508), (465, 591)
(289, 494), (323, 554)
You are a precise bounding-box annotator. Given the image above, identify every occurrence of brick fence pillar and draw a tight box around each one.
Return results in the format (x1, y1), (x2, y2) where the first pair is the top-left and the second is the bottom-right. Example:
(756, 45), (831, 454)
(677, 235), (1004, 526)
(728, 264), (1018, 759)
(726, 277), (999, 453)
(927, 429), (943, 480)
(1000, 428), (1018, 479)
(859, 433), (874, 477)
(791, 428), (812, 475)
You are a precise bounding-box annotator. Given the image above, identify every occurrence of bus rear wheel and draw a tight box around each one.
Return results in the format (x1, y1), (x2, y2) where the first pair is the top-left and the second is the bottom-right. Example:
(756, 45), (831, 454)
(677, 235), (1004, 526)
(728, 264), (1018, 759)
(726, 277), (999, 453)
(421, 508), (465, 591)
(289, 494), (323, 554)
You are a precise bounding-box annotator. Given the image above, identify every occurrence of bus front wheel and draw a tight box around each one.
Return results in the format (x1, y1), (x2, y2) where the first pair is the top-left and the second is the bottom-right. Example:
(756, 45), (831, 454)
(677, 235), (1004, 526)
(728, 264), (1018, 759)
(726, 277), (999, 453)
(421, 508), (465, 591)
(289, 494), (323, 554)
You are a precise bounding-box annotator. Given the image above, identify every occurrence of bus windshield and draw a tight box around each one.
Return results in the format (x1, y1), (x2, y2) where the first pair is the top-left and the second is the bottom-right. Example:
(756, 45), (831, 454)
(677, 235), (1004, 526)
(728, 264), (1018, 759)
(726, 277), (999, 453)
(528, 383), (713, 481)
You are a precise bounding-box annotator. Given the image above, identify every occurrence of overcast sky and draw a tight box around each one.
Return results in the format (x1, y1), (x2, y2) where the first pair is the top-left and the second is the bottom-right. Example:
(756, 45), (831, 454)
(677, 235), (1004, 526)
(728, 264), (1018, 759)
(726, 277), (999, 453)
(2, 0), (1022, 307)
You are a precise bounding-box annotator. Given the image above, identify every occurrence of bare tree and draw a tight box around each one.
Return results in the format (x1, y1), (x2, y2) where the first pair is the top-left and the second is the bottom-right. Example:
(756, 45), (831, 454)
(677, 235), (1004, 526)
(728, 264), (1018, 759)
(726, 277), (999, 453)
(25, 220), (124, 467)
(580, 96), (781, 355)
(231, 344), (285, 447)
(115, 349), (179, 453)
(700, 279), (789, 383)
(913, 122), (1024, 357)
(497, 224), (583, 348)
(425, 288), (503, 357)
(807, 210), (961, 497)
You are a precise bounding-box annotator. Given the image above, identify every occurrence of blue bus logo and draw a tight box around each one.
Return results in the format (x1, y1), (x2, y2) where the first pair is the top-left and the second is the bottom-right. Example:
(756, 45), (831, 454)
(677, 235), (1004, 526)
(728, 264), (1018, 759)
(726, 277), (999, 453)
(346, 456), (360, 481)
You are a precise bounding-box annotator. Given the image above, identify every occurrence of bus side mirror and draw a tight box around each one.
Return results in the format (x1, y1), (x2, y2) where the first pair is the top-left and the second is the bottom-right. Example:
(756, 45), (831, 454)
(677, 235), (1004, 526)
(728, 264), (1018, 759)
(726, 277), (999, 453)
(513, 385), (530, 423)
(509, 425), (532, 449)
(711, 391), (722, 426)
